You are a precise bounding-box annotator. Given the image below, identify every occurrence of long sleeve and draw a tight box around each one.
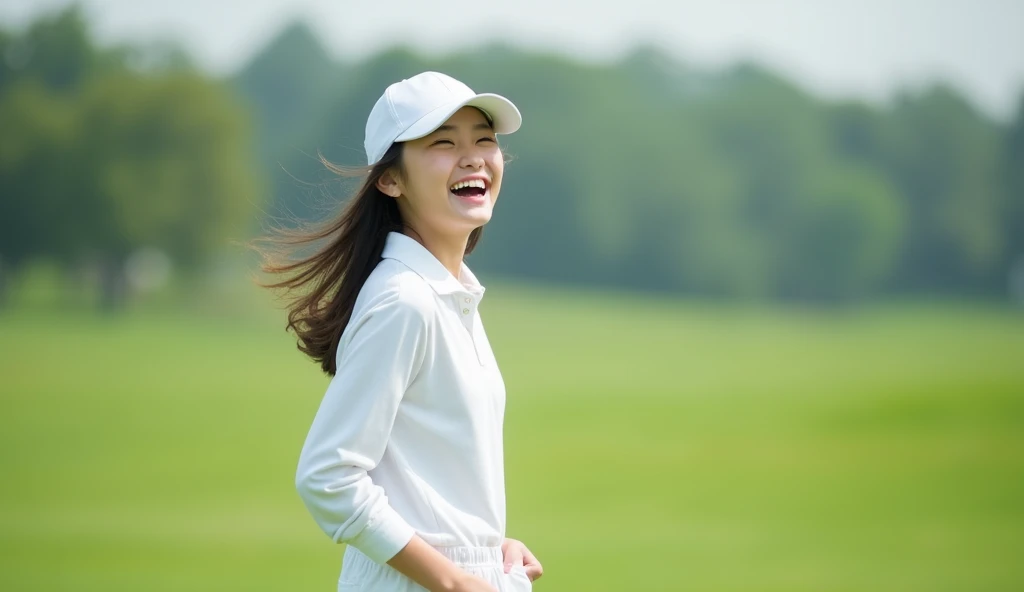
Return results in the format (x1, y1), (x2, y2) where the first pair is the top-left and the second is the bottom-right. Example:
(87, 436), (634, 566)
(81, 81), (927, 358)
(294, 289), (431, 564)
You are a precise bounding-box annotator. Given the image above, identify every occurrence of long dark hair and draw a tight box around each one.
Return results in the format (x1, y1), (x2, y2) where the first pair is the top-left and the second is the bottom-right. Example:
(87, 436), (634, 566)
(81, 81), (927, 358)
(253, 142), (483, 375)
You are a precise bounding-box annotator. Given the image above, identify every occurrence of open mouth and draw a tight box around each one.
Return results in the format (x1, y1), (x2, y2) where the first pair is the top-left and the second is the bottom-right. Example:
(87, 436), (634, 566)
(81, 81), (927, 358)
(449, 179), (488, 198)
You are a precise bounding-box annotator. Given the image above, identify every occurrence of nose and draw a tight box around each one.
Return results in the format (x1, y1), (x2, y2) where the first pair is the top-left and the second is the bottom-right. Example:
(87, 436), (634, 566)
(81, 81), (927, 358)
(459, 149), (485, 170)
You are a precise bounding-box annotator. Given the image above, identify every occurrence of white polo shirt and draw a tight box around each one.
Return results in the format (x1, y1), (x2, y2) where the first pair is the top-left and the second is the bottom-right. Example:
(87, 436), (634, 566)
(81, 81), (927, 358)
(295, 231), (507, 565)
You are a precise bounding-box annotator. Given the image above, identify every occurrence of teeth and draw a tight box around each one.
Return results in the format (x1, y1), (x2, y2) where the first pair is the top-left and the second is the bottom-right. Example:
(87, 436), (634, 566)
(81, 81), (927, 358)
(449, 179), (486, 191)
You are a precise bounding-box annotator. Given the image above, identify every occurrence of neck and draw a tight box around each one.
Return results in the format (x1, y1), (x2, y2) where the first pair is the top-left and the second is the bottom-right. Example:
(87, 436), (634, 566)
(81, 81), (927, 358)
(405, 228), (469, 280)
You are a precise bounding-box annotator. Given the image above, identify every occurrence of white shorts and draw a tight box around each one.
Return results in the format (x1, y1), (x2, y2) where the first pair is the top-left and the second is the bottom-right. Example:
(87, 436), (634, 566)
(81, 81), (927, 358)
(338, 545), (533, 592)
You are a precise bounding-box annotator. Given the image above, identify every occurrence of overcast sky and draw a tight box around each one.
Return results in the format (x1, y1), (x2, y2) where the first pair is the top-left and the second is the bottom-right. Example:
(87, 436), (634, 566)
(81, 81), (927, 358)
(3, 0), (1023, 120)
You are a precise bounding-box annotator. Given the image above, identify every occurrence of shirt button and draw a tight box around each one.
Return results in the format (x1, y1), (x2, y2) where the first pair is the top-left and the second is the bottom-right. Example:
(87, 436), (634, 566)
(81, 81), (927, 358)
(464, 297), (472, 303)
(462, 308), (470, 315)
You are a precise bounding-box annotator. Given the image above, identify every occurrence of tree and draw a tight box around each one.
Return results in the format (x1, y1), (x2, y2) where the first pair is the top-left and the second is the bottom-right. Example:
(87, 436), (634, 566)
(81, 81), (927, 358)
(0, 7), (262, 309)
(881, 85), (1004, 295)
(0, 5), (125, 96)
(0, 83), (77, 302)
(67, 73), (262, 307)
(1002, 93), (1024, 298)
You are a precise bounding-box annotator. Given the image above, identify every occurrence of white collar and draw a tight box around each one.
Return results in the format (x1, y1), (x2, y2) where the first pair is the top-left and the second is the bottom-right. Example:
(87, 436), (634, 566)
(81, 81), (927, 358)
(381, 232), (485, 298)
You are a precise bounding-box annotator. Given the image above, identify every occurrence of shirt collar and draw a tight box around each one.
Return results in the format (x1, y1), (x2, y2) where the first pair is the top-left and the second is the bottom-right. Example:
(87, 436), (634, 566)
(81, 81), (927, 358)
(381, 232), (485, 298)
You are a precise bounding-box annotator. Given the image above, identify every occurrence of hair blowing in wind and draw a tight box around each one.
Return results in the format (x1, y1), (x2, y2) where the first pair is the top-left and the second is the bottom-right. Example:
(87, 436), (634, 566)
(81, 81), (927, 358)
(251, 145), (482, 375)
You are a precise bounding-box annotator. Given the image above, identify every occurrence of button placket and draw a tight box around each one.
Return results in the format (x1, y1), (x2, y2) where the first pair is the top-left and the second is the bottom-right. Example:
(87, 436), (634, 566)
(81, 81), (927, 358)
(453, 292), (487, 365)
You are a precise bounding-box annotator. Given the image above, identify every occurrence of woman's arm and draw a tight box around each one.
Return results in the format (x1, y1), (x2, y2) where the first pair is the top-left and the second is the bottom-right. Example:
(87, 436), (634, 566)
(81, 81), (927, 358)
(388, 537), (497, 592)
(295, 290), (429, 562)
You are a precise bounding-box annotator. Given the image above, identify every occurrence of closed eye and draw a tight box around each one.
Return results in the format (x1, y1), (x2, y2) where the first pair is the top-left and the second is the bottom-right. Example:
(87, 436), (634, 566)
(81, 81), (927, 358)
(431, 139), (454, 146)
(478, 136), (497, 144)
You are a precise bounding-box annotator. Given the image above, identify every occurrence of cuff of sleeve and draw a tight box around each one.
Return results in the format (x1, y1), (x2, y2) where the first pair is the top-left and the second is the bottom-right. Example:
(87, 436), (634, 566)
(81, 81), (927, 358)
(347, 502), (416, 564)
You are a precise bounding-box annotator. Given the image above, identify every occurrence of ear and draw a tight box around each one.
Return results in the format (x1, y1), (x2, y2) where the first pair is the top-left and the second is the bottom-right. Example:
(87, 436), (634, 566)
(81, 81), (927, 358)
(376, 170), (402, 198)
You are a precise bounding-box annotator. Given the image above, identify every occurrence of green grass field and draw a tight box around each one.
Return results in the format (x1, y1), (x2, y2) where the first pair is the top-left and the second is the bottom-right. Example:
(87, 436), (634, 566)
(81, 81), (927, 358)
(1, 282), (1023, 591)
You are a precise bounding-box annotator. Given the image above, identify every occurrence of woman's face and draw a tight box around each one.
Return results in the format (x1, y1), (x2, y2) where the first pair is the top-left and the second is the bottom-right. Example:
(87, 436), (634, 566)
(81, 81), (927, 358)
(384, 106), (504, 242)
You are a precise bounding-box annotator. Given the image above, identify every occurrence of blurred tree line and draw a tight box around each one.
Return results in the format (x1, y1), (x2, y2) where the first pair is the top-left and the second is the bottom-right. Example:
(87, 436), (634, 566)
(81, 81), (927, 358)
(238, 24), (1024, 303)
(0, 7), (260, 308)
(2, 8), (1022, 307)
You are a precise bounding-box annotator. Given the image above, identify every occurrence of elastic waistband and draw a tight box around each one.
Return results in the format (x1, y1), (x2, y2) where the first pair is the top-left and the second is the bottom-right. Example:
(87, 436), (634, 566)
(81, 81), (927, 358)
(434, 545), (503, 567)
(344, 544), (503, 570)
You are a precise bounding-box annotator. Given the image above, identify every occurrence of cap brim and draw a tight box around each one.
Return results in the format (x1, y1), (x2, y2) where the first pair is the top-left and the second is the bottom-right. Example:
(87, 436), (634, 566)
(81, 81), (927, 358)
(395, 93), (522, 143)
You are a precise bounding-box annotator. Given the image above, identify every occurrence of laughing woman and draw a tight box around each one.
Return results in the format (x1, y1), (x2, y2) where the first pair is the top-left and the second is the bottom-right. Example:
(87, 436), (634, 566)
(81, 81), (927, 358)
(257, 72), (542, 592)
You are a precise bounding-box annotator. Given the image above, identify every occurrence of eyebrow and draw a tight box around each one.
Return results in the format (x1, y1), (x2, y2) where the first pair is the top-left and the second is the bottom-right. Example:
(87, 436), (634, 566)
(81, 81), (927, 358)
(433, 123), (494, 133)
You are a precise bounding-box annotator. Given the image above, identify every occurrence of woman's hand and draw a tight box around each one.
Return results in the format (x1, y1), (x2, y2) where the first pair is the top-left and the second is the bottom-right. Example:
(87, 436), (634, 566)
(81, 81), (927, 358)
(501, 538), (544, 582)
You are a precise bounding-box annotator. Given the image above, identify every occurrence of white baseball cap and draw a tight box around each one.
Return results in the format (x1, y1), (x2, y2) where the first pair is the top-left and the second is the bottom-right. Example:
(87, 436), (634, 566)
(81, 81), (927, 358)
(364, 71), (522, 165)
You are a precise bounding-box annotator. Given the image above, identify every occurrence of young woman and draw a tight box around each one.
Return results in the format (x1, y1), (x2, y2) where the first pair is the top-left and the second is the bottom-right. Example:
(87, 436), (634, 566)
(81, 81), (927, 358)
(259, 72), (543, 591)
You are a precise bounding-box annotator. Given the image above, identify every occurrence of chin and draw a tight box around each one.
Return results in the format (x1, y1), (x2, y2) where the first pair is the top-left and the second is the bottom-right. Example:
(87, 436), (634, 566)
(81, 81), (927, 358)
(461, 214), (492, 229)
(454, 205), (493, 228)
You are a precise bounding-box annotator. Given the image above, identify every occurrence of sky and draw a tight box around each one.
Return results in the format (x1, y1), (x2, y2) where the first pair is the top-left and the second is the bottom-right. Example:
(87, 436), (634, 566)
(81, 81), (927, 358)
(2, 0), (1023, 120)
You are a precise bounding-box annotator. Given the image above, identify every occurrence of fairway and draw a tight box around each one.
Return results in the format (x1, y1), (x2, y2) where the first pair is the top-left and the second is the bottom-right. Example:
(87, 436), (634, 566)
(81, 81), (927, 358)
(1, 285), (1023, 591)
